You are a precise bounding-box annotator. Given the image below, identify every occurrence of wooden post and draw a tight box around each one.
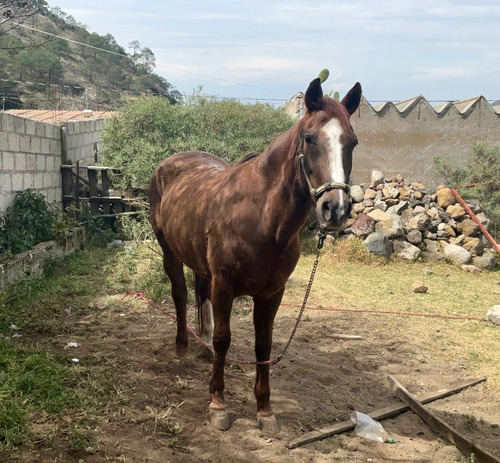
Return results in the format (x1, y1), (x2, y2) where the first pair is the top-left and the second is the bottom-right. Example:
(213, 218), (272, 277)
(75, 162), (80, 221)
(88, 168), (99, 215)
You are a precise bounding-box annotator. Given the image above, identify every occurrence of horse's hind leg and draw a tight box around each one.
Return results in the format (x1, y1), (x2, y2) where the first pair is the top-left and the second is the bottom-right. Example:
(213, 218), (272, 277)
(252, 289), (284, 435)
(158, 239), (188, 357)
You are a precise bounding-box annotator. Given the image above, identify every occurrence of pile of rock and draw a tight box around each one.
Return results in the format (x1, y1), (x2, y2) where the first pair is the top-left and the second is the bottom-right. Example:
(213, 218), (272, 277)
(340, 170), (497, 270)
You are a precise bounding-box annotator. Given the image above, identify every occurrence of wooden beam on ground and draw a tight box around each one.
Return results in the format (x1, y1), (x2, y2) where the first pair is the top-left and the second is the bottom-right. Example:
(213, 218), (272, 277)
(287, 377), (485, 449)
(388, 375), (499, 463)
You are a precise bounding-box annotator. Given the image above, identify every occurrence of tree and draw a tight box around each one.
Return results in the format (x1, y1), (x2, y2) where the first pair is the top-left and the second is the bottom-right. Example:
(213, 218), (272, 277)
(128, 40), (141, 70)
(139, 46), (155, 74)
(101, 95), (295, 190)
(0, 0), (48, 36)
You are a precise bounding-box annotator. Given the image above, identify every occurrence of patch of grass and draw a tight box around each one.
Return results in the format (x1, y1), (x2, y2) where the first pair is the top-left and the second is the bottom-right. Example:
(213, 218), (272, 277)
(283, 244), (500, 395)
(0, 339), (73, 451)
(0, 247), (128, 458)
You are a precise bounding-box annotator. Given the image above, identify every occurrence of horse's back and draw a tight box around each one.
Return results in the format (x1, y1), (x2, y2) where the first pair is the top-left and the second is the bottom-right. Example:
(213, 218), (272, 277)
(149, 151), (231, 274)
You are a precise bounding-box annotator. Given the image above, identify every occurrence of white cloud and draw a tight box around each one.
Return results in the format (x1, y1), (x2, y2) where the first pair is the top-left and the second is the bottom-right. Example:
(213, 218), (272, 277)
(412, 67), (475, 81)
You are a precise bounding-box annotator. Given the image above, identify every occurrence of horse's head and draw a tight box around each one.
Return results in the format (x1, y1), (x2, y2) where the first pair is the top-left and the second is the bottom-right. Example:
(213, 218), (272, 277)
(298, 78), (362, 232)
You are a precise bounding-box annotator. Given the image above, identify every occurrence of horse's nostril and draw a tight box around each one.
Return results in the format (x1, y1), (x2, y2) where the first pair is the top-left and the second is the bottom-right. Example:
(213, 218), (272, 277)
(322, 201), (331, 212)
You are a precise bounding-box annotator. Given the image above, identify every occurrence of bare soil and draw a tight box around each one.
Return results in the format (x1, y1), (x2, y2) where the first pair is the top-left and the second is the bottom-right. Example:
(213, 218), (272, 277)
(15, 287), (500, 463)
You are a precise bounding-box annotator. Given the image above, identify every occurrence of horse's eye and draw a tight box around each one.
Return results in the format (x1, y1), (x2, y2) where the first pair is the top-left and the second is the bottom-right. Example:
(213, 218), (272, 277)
(305, 135), (313, 145)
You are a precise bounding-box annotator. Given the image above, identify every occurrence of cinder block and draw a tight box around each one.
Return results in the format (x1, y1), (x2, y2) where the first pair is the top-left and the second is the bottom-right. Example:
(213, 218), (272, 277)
(12, 173), (23, 191)
(49, 139), (60, 155)
(66, 122), (74, 135)
(35, 122), (45, 137)
(36, 155), (46, 171)
(51, 172), (60, 187)
(0, 192), (14, 213)
(31, 137), (41, 154)
(43, 172), (51, 188)
(53, 156), (61, 170)
(0, 173), (12, 192)
(23, 172), (34, 189)
(47, 188), (56, 203)
(0, 131), (8, 148)
(26, 154), (36, 170)
(3, 114), (14, 132)
(34, 172), (43, 189)
(19, 135), (31, 153)
(45, 155), (54, 172)
(46, 124), (60, 139)
(25, 120), (36, 136)
(13, 116), (25, 134)
(8, 133), (20, 152)
(41, 138), (50, 154)
(15, 152), (26, 170)
(3, 152), (14, 170)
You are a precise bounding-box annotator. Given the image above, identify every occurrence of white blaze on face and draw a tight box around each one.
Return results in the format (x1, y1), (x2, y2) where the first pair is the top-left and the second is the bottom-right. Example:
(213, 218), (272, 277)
(322, 118), (347, 221)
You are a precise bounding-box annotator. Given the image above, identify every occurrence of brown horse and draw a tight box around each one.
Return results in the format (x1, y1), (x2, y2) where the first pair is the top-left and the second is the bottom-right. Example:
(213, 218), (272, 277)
(149, 77), (361, 434)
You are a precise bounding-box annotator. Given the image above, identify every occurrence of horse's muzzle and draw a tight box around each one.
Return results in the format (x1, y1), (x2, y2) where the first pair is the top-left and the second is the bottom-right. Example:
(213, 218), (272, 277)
(315, 190), (352, 231)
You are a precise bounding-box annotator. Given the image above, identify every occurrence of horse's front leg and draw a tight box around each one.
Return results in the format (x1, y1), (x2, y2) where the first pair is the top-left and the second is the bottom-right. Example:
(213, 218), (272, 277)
(252, 288), (284, 435)
(208, 276), (233, 430)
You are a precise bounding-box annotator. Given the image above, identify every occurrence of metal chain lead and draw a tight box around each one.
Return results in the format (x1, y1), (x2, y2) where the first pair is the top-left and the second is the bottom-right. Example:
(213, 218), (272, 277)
(272, 231), (326, 364)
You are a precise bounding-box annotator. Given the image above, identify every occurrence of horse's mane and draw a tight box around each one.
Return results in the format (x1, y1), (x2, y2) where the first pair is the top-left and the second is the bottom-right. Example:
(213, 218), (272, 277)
(235, 151), (261, 165)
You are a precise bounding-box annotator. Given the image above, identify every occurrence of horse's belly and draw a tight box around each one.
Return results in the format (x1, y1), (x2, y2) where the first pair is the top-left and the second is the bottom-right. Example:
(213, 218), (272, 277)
(158, 152), (228, 277)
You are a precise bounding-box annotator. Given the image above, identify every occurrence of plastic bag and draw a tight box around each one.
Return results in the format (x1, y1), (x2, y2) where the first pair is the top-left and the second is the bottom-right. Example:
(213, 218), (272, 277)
(351, 411), (394, 443)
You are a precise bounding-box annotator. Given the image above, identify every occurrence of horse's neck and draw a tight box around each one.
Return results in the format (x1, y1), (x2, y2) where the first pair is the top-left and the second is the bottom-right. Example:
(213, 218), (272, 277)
(260, 127), (312, 248)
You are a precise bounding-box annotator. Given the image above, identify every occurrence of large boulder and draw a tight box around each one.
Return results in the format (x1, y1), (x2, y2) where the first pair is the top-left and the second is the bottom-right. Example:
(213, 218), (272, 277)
(351, 214), (375, 236)
(472, 253), (497, 270)
(350, 185), (364, 203)
(457, 218), (479, 237)
(443, 244), (472, 265)
(363, 232), (393, 259)
(404, 213), (431, 232)
(436, 188), (456, 208)
(375, 216), (404, 239)
(394, 240), (421, 262)
(371, 170), (384, 188)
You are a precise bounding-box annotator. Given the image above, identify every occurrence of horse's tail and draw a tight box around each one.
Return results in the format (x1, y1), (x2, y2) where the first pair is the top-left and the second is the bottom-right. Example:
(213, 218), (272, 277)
(195, 273), (204, 335)
(195, 274), (213, 344)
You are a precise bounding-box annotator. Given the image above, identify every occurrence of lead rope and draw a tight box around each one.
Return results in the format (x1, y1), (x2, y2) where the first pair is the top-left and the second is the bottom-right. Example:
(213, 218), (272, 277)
(270, 230), (326, 365)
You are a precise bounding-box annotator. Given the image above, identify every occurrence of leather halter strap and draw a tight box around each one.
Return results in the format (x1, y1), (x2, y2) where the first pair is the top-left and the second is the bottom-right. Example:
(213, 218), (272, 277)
(296, 137), (350, 205)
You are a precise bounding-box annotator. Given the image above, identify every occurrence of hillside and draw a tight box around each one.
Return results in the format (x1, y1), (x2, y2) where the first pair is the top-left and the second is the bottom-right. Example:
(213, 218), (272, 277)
(0, 1), (181, 110)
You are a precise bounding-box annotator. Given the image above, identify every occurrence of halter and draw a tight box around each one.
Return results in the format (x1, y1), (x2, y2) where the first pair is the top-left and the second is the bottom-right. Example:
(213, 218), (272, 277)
(296, 134), (351, 205)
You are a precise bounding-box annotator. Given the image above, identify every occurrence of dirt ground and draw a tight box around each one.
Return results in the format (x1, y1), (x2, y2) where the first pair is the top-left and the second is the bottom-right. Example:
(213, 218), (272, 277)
(13, 284), (500, 463)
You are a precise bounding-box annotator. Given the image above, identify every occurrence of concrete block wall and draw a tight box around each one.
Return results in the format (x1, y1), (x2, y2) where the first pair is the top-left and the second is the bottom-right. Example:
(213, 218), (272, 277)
(0, 113), (62, 212)
(64, 118), (107, 166)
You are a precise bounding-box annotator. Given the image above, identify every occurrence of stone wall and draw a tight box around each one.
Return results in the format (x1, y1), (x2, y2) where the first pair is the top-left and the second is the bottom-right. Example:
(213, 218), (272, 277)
(0, 113), (109, 213)
(0, 112), (62, 212)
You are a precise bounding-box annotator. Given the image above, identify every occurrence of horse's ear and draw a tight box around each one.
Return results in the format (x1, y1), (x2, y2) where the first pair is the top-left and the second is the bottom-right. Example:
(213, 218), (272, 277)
(305, 78), (323, 113)
(341, 82), (362, 116)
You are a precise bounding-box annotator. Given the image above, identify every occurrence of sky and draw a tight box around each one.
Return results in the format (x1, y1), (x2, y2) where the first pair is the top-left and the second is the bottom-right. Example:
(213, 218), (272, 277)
(50, 0), (500, 106)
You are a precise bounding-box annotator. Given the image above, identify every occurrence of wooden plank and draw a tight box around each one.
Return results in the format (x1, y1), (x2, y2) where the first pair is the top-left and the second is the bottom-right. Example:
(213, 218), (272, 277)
(388, 375), (499, 463)
(99, 211), (141, 218)
(287, 377), (486, 449)
(75, 161), (80, 221)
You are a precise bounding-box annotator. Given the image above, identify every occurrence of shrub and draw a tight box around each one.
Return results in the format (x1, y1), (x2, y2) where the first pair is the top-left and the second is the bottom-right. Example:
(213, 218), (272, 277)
(434, 144), (500, 237)
(101, 94), (295, 190)
(0, 190), (58, 255)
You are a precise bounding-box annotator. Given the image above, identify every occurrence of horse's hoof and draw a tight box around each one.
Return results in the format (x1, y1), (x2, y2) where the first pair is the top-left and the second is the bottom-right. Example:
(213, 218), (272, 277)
(209, 408), (231, 431)
(257, 414), (280, 435)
